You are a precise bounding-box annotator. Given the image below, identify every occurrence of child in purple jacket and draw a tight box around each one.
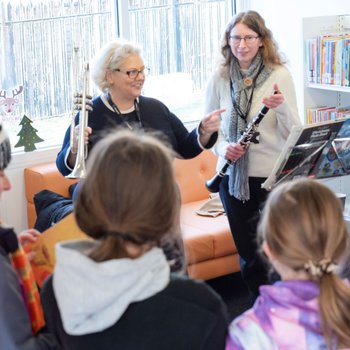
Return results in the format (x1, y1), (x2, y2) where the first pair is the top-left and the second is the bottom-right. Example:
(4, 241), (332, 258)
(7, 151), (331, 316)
(226, 178), (350, 349)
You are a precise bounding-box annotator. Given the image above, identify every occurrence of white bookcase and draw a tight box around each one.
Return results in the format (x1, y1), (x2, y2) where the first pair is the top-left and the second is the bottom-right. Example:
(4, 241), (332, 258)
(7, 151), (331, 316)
(302, 15), (350, 206)
(302, 14), (350, 120)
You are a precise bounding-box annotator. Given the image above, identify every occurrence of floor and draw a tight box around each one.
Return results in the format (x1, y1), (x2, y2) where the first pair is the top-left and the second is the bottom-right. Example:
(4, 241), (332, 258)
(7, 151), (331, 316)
(205, 272), (252, 321)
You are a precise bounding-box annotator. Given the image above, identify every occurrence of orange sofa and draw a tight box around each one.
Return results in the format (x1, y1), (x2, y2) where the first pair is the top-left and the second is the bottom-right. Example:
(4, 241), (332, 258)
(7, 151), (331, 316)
(24, 151), (239, 280)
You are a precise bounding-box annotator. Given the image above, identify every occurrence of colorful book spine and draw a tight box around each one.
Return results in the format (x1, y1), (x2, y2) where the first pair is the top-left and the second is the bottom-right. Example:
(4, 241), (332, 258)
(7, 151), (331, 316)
(307, 106), (350, 124)
(307, 33), (350, 86)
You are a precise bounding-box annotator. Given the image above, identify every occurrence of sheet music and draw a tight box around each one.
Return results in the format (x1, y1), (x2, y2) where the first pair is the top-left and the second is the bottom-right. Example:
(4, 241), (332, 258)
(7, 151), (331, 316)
(262, 118), (350, 190)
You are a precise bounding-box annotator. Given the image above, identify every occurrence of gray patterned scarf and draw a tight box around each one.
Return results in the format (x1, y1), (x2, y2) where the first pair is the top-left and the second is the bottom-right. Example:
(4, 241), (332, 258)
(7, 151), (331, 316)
(228, 52), (272, 201)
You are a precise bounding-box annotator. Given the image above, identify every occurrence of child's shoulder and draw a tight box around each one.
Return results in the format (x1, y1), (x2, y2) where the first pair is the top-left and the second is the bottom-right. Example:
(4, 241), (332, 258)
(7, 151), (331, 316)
(164, 274), (227, 314)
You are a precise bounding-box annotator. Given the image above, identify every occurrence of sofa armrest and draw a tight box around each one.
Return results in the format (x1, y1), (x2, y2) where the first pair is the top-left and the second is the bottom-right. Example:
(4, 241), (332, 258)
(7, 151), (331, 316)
(24, 163), (78, 228)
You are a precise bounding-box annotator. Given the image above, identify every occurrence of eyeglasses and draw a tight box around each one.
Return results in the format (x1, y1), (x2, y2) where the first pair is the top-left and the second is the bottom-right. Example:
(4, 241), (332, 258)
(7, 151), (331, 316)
(114, 67), (150, 79)
(229, 35), (260, 45)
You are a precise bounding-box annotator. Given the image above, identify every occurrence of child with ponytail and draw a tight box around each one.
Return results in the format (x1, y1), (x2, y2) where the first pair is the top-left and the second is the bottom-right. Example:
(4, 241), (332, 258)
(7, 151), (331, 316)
(226, 178), (350, 349)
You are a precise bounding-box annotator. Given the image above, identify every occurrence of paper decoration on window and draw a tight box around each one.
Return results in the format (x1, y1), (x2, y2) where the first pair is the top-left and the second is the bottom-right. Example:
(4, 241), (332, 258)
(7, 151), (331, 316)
(14, 114), (44, 152)
(0, 85), (23, 117)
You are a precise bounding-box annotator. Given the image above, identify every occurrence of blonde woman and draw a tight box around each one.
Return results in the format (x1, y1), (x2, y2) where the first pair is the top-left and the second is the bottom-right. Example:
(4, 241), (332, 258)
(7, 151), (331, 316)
(57, 38), (224, 177)
(226, 178), (350, 349)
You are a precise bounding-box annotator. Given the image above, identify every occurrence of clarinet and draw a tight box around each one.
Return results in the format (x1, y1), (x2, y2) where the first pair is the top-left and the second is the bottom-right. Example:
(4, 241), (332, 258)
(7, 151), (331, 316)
(205, 94), (276, 193)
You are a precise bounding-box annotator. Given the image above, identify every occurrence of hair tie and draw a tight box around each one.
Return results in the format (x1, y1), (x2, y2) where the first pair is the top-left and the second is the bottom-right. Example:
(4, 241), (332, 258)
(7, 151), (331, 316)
(304, 258), (338, 278)
(105, 230), (148, 245)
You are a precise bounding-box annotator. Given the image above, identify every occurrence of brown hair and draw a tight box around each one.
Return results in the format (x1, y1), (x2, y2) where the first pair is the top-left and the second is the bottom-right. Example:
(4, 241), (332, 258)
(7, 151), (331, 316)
(75, 129), (180, 261)
(258, 178), (350, 348)
(219, 11), (284, 75)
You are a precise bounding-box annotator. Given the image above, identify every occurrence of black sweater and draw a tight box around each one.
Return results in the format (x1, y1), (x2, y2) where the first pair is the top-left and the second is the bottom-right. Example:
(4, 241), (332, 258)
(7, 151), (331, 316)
(41, 274), (228, 350)
(56, 95), (217, 176)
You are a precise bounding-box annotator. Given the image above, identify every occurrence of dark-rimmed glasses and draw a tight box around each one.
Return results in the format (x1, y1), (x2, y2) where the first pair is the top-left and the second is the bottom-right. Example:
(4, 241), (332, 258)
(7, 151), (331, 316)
(114, 67), (151, 79)
(229, 35), (260, 45)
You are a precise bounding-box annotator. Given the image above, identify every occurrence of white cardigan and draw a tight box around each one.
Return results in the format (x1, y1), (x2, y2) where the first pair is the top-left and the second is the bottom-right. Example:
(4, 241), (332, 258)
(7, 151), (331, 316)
(205, 65), (301, 178)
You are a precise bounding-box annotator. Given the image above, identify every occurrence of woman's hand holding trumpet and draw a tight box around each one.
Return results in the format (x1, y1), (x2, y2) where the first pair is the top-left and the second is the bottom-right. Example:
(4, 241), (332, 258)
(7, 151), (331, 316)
(70, 93), (93, 155)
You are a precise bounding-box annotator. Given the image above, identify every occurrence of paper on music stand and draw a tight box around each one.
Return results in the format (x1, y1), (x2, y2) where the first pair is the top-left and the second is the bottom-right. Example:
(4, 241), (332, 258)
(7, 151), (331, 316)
(332, 138), (350, 172)
(262, 118), (350, 190)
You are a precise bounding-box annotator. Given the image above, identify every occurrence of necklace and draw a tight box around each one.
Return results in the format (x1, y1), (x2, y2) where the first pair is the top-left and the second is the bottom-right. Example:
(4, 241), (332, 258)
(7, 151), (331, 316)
(106, 93), (143, 130)
(232, 88), (254, 124)
(243, 77), (253, 87)
(230, 62), (265, 124)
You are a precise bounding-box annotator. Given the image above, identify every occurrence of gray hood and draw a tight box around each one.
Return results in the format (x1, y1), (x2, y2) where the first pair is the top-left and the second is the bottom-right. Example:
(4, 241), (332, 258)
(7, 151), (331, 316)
(53, 240), (170, 335)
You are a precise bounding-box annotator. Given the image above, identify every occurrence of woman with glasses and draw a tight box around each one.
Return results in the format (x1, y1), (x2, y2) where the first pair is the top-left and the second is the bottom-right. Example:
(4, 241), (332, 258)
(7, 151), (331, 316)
(52, 38), (223, 274)
(56, 38), (224, 177)
(205, 11), (301, 302)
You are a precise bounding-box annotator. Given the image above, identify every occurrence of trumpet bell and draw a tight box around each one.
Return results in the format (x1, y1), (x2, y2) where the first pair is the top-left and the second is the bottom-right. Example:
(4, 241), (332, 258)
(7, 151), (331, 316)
(66, 160), (87, 179)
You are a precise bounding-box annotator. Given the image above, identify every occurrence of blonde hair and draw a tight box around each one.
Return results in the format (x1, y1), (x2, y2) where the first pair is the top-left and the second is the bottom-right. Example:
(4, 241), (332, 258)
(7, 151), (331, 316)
(258, 178), (350, 348)
(90, 38), (142, 92)
(75, 129), (180, 261)
(219, 11), (284, 75)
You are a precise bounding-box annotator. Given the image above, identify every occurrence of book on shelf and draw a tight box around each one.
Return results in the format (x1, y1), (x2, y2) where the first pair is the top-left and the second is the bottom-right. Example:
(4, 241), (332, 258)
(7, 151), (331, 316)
(344, 38), (350, 86)
(262, 117), (350, 190)
(305, 33), (350, 86)
(306, 38), (316, 83)
(306, 105), (350, 124)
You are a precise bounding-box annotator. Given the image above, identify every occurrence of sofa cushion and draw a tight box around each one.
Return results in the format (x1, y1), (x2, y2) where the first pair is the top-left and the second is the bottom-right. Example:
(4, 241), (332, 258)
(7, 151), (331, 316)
(173, 152), (217, 204)
(181, 200), (236, 261)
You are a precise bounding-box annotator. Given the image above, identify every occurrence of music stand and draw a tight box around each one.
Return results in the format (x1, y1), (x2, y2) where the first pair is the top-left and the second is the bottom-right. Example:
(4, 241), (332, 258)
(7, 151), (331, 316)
(273, 140), (328, 187)
(262, 117), (350, 190)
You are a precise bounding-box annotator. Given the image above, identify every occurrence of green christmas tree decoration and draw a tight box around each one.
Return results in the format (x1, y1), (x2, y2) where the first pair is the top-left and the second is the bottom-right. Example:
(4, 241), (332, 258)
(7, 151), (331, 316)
(14, 114), (44, 152)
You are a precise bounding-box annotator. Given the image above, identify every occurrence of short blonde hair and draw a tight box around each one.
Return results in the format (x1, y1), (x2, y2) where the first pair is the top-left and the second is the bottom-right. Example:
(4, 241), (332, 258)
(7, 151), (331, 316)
(258, 178), (350, 347)
(90, 39), (142, 92)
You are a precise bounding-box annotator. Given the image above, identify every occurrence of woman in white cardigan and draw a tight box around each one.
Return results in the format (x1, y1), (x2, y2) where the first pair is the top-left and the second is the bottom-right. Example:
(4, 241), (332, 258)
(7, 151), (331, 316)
(205, 10), (301, 302)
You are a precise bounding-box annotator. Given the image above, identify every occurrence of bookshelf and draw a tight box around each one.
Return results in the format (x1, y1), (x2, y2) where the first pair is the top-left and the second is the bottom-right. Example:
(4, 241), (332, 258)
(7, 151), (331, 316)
(303, 15), (350, 124)
(302, 15), (350, 197)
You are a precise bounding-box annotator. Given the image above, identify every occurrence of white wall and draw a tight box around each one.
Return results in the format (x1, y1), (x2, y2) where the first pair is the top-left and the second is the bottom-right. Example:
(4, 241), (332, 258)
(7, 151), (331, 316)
(2, 0), (350, 232)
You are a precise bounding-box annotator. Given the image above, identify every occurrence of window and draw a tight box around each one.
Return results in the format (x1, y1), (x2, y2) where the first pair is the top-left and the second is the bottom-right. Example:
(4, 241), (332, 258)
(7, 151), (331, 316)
(0, 0), (234, 151)
(123, 0), (234, 122)
(0, 0), (117, 149)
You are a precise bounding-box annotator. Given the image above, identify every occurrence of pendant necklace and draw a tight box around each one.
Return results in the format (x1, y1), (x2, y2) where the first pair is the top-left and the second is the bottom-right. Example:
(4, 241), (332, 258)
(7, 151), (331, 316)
(231, 86), (255, 124)
(231, 62), (265, 124)
(230, 62), (265, 143)
(243, 77), (253, 87)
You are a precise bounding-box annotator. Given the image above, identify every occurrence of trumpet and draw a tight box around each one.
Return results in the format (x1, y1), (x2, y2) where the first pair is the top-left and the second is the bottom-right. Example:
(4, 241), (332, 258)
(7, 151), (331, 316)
(66, 61), (91, 179)
(69, 46), (80, 154)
